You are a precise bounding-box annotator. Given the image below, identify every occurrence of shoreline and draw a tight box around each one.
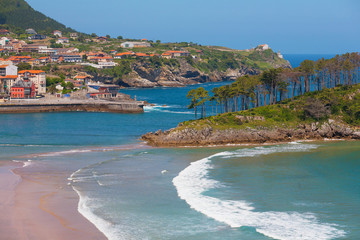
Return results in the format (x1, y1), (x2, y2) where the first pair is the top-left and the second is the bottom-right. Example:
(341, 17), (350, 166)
(142, 136), (354, 148)
(141, 120), (360, 148)
(0, 161), (107, 240)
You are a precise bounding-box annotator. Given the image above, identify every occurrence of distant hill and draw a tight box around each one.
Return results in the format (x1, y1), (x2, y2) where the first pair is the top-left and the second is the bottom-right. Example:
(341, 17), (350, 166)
(0, 0), (75, 33)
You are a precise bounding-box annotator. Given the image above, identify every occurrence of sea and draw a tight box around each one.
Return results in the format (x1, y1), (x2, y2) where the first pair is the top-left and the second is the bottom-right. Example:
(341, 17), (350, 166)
(0, 54), (358, 240)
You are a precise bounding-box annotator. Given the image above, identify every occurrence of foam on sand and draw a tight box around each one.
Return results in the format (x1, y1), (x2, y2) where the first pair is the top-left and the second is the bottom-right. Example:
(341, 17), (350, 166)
(173, 143), (346, 240)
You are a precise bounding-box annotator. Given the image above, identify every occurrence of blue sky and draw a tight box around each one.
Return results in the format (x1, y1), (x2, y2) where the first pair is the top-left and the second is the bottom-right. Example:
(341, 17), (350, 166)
(27, 0), (359, 54)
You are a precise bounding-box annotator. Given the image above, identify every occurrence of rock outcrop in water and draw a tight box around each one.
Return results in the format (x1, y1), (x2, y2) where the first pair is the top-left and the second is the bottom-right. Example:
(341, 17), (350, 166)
(141, 119), (360, 147)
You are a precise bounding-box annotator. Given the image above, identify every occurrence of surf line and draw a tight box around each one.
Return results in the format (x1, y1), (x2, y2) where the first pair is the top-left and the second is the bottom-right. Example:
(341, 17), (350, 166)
(173, 143), (346, 240)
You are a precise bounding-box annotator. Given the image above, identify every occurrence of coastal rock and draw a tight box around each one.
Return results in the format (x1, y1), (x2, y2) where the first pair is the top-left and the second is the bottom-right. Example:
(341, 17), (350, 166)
(141, 120), (359, 147)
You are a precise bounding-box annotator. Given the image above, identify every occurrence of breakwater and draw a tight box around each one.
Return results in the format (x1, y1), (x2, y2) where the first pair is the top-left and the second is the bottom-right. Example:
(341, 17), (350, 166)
(0, 99), (144, 114)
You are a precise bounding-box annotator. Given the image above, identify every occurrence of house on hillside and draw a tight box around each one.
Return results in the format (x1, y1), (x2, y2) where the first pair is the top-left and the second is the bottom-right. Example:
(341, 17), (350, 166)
(114, 52), (135, 59)
(120, 41), (151, 48)
(94, 36), (107, 42)
(53, 30), (62, 37)
(52, 54), (82, 63)
(161, 51), (190, 59)
(0, 37), (10, 46)
(29, 34), (47, 40)
(70, 32), (78, 39)
(0, 64), (18, 76)
(74, 75), (92, 84)
(26, 28), (37, 35)
(0, 29), (10, 35)
(134, 52), (149, 58)
(56, 37), (69, 44)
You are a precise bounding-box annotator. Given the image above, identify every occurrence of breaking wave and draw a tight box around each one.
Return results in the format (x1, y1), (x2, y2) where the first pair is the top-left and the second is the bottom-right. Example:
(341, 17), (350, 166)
(173, 143), (346, 240)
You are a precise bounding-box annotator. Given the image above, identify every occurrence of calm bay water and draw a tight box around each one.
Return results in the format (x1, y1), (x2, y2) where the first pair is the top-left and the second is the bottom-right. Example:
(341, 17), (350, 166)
(0, 55), (358, 240)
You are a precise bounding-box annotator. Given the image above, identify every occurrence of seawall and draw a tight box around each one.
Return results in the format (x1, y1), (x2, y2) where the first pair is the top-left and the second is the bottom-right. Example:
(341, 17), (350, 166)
(0, 100), (144, 114)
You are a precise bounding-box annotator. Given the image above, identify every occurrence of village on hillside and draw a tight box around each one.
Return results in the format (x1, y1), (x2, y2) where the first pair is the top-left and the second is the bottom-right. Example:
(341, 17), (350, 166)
(0, 27), (284, 101)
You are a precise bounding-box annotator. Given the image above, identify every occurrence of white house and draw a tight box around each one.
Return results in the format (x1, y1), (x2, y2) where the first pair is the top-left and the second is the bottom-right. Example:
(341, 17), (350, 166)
(53, 30), (62, 37)
(0, 37), (10, 46)
(56, 37), (69, 44)
(258, 44), (270, 50)
(70, 32), (78, 39)
(0, 64), (18, 76)
(120, 41), (151, 48)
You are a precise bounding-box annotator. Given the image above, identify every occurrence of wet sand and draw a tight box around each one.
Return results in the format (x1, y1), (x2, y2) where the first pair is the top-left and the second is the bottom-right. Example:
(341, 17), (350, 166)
(0, 162), (107, 240)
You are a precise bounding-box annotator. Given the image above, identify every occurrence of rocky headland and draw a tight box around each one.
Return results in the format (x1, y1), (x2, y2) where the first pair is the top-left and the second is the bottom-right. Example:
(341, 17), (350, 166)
(141, 119), (360, 147)
(141, 85), (360, 147)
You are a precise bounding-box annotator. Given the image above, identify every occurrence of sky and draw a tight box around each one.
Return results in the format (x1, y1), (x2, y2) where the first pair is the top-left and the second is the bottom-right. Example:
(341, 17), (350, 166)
(27, 0), (360, 54)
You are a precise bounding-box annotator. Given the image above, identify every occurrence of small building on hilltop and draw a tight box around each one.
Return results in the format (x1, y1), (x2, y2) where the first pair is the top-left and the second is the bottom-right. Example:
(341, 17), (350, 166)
(11, 79), (35, 99)
(256, 44), (270, 50)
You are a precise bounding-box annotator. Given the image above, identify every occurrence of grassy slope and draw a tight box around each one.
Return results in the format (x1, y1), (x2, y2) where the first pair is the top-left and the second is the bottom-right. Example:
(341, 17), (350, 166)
(180, 84), (360, 131)
(0, 0), (71, 32)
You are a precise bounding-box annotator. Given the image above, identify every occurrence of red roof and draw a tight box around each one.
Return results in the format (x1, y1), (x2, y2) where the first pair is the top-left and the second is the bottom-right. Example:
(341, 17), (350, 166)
(115, 52), (134, 56)
(18, 70), (45, 74)
(0, 65), (9, 68)
(75, 76), (90, 79)
(0, 75), (18, 79)
(135, 53), (149, 57)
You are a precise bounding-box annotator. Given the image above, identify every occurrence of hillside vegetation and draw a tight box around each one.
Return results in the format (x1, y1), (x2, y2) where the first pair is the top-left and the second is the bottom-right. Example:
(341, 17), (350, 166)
(181, 84), (360, 131)
(0, 0), (74, 33)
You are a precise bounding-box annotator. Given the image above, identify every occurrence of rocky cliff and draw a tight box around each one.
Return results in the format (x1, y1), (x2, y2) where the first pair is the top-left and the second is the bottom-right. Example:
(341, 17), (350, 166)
(117, 58), (286, 88)
(141, 85), (360, 146)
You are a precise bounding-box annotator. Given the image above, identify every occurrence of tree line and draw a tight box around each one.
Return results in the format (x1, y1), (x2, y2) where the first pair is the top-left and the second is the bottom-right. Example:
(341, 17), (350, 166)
(187, 52), (360, 119)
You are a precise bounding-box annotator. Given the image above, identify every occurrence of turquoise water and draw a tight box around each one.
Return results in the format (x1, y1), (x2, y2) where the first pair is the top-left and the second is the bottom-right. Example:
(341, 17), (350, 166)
(0, 55), (359, 240)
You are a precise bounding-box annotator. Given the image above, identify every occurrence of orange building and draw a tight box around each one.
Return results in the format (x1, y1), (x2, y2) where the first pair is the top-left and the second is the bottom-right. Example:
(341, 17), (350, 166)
(11, 80), (35, 99)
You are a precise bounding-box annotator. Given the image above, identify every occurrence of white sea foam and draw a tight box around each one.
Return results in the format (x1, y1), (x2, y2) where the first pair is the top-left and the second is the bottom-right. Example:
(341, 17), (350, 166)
(173, 143), (346, 240)
(144, 104), (192, 114)
(72, 186), (121, 240)
(38, 149), (93, 157)
(12, 159), (34, 168)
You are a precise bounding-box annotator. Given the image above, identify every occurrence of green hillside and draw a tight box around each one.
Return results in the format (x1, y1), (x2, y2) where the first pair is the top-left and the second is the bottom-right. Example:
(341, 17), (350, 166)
(0, 0), (74, 33)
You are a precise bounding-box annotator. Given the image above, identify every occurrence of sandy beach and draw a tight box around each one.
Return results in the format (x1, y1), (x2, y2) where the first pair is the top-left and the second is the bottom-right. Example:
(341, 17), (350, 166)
(0, 161), (107, 240)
